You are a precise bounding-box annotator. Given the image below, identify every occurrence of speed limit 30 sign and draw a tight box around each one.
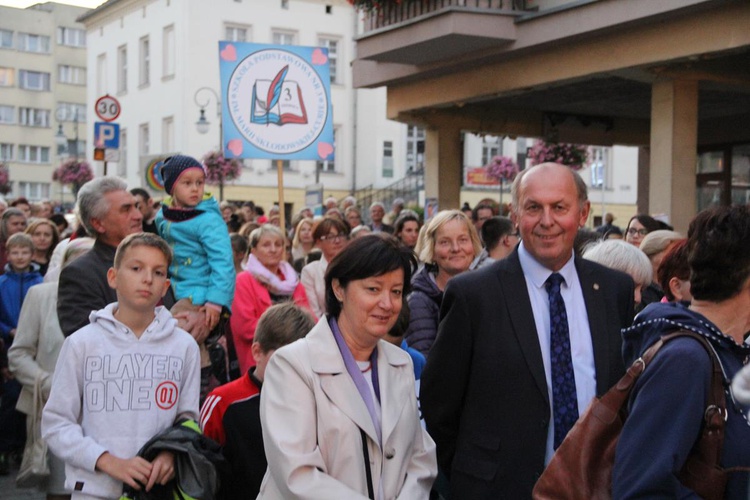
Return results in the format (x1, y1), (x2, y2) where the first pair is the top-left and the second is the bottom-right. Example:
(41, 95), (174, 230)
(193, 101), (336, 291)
(95, 95), (121, 122)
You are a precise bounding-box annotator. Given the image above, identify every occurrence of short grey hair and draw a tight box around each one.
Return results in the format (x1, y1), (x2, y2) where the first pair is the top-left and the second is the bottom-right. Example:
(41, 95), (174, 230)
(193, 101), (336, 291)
(511, 163), (588, 211)
(249, 224), (285, 249)
(369, 201), (385, 211)
(583, 239), (652, 287)
(76, 177), (128, 237)
(639, 230), (683, 259)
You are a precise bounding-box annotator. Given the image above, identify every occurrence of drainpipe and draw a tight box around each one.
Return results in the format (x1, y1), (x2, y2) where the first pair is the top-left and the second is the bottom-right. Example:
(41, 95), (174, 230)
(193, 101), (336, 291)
(351, 10), (358, 195)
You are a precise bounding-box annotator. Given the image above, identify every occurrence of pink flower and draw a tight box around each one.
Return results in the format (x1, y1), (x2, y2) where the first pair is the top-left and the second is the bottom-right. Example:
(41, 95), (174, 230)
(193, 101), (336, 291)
(483, 155), (519, 182)
(53, 159), (94, 186)
(0, 164), (10, 195)
(528, 140), (589, 170)
(202, 150), (242, 184)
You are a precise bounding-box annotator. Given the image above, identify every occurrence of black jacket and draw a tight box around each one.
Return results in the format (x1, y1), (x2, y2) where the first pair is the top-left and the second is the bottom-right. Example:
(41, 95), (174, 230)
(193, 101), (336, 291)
(125, 419), (226, 500)
(58, 239), (118, 336)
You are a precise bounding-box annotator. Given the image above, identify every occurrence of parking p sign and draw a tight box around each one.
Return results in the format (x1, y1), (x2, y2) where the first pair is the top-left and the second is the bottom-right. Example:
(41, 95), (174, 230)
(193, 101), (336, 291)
(94, 122), (120, 149)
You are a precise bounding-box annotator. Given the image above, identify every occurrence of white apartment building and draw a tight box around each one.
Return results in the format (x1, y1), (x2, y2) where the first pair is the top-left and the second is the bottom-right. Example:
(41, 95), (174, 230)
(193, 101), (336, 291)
(78, 0), (637, 217)
(0, 2), (89, 204)
(78, 0), (414, 211)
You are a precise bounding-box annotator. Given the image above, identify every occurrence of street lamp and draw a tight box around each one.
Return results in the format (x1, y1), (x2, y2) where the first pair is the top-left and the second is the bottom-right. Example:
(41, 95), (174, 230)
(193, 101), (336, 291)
(194, 87), (224, 200)
(55, 107), (80, 159)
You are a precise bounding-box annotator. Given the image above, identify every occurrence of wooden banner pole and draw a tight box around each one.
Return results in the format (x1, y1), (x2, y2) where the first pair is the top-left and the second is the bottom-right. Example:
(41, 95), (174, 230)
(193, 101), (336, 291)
(276, 159), (285, 231)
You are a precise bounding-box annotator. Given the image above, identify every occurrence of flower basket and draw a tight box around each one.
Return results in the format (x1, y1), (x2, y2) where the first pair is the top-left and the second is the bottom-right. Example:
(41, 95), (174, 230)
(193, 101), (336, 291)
(528, 140), (589, 171)
(0, 164), (10, 195)
(483, 155), (519, 183)
(482, 155), (519, 205)
(52, 159), (94, 195)
(202, 151), (242, 185)
(347, 0), (403, 12)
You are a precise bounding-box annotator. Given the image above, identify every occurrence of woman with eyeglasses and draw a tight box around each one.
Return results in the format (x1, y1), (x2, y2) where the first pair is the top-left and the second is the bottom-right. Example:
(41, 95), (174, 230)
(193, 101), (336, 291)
(231, 225), (314, 374)
(404, 210), (482, 357)
(624, 214), (662, 248)
(301, 217), (350, 318)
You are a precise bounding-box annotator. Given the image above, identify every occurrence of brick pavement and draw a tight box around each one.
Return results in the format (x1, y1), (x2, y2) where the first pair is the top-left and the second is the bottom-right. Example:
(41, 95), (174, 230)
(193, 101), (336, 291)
(0, 461), (46, 500)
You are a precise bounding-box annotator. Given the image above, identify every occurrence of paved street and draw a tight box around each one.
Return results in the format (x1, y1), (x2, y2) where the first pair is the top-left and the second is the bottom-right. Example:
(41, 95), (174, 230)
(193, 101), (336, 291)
(0, 462), (46, 500)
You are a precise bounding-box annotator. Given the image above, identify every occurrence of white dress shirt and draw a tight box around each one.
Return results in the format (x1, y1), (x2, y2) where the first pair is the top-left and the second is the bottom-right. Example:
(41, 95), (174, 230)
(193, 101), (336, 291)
(518, 242), (596, 465)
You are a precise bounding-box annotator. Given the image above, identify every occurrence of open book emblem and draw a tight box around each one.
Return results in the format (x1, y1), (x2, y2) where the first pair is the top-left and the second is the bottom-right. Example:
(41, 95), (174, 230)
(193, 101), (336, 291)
(251, 65), (308, 126)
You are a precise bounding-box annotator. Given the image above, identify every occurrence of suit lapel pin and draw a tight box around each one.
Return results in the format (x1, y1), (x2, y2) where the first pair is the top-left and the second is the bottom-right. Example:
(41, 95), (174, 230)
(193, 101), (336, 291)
(593, 283), (600, 290)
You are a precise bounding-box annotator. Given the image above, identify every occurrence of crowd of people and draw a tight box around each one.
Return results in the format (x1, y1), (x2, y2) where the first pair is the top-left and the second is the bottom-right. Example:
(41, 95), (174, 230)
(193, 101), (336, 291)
(1, 158), (750, 499)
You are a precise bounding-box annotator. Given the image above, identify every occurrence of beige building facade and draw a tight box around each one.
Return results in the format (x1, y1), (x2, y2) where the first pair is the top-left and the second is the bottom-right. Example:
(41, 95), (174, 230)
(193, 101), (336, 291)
(0, 2), (89, 204)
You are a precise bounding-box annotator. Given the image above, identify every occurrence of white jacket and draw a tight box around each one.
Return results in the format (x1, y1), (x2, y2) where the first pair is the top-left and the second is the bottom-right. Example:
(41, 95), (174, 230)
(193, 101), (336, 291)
(300, 256), (328, 318)
(258, 317), (437, 499)
(42, 304), (200, 499)
(8, 282), (63, 414)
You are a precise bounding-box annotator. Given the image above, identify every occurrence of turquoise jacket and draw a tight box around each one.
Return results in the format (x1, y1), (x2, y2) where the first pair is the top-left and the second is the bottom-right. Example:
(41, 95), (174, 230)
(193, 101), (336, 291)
(155, 194), (235, 310)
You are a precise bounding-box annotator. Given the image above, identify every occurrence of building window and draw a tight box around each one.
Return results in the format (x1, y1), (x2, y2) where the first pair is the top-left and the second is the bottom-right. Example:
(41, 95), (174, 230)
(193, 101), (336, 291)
(481, 136), (501, 166)
(589, 146), (610, 189)
(118, 128), (127, 176)
(18, 70), (51, 91)
(318, 38), (339, 84)
(272, 31), (296, 46)
(57, 27), (86, 47)
(17, 182), (50, 201)
(57, 103), (86, 122)
(383, 141), (394, 178)
(162, 116), (174, 152)
(17, 33), (50, 53)
(18, 145), (50, 163)
(0, 29), (12, 49)
(96, 53), (107, 95)
(0, 105), (14, 124)
(225, 25), (248, 42)
(0, 67), (12, 87)
(316, 127), (338, 173)
(162, 25), (175, 78)
(0, 143), (13, 161)
(19, 108), (50, 128)
(58, 65), (86, 85)
(117, 45), (127, 93)
(139, 36), (150, 86)
(406, 125), (425, 172)
(139, 123), (149, 155)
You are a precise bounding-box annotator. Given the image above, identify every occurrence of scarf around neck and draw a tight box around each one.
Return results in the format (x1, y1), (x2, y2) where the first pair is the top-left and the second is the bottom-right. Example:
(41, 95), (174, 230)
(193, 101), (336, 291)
(329, 316), (382, 445)
(244, 253), (299, 296)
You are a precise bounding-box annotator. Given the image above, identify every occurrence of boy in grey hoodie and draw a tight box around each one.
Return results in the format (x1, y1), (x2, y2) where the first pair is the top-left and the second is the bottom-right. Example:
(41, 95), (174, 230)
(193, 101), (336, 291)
(42, 233), (200, 499)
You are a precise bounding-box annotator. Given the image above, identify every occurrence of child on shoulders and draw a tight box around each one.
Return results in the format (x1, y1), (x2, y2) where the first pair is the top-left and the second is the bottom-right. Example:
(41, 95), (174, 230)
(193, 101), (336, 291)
(155, 155), (235, 332)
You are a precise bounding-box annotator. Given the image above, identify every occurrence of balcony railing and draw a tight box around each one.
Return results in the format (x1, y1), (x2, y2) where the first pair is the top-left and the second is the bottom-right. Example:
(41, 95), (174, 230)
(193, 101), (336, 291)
(361, 0), (526, 32)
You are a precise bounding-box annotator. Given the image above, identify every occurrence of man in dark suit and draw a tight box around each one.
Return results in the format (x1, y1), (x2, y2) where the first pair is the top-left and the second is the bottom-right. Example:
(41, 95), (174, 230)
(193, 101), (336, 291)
(421, 163), (634, 498)
(367, 202), (395, 234)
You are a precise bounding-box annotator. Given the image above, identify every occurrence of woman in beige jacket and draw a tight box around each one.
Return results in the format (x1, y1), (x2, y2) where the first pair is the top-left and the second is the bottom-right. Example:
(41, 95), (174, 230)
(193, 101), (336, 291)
(259, 234), (437, 499)
(8, 237), (93, 500)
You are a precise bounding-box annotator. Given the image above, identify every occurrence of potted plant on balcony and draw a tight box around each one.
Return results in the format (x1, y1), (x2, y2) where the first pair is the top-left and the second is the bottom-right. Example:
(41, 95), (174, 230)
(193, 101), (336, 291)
(202, 150), (242, 201)
(52, 158), (94, 196)
(347, 0), (400, 11)
(528, 140), (590, 170)
(483, 155), (519, 206)
(0, 163), (10, 196)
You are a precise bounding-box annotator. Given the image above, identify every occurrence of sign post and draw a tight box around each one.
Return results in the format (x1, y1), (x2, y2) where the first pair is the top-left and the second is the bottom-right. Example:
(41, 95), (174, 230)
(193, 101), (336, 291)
(94, 95), (121, 175)
(95, 95), (121, 122)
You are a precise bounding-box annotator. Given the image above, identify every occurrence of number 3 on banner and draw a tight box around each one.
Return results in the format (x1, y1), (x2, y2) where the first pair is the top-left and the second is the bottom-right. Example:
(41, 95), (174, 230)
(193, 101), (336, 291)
(95, 95), (121, 122)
